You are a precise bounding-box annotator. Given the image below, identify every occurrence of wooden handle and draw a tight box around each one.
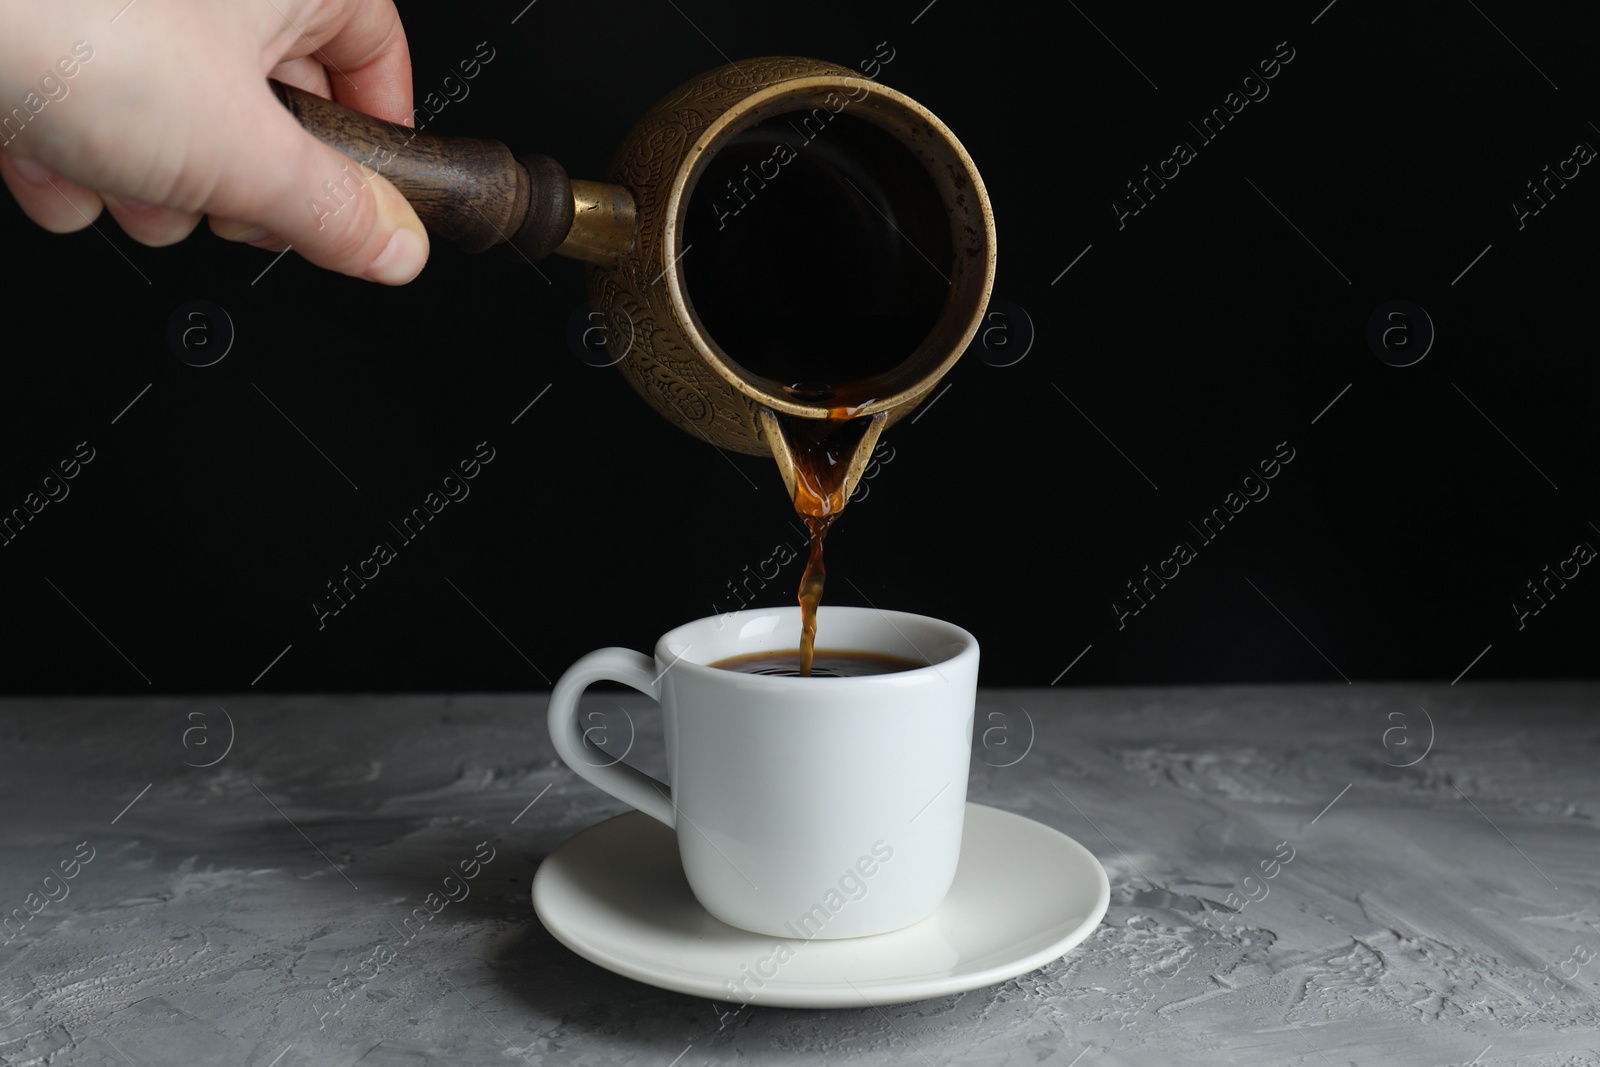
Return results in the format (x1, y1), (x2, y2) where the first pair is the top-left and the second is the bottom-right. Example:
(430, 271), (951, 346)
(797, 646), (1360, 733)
(270, 79), (575, 260)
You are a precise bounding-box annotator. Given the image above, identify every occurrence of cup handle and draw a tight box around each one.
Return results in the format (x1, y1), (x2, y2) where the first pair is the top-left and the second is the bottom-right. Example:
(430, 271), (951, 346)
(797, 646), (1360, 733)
(546, 648), (675, 828)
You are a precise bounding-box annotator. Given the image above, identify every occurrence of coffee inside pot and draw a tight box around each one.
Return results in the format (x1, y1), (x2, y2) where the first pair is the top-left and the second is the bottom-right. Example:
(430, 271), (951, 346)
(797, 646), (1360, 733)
(682, 110), (954, 405)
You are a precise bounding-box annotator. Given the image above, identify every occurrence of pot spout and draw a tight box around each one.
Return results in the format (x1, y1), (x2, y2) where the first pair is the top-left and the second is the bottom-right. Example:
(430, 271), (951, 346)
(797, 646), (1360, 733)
(758, 408), (888, 510)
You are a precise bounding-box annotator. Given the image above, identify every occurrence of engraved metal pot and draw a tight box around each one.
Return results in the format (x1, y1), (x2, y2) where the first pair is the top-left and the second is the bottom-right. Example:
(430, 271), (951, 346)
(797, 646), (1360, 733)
(278, 56), (996, 469)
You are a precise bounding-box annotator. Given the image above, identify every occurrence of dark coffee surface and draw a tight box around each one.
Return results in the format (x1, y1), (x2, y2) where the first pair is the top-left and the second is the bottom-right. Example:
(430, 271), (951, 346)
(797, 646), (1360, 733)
(710, 649), (925, 678)
(682, 110), (951, 398)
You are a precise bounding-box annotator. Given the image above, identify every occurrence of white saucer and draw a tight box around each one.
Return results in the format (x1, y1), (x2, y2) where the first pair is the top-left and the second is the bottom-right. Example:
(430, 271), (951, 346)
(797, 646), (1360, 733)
(531, 802), (1110, 1008)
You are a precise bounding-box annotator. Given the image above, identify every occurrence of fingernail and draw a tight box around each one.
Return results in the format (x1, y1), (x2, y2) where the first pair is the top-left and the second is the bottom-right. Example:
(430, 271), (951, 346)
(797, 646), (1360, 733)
(9, 156), (54, 185)
(211, 218), (270, 243)
(364, 227), (426, 285)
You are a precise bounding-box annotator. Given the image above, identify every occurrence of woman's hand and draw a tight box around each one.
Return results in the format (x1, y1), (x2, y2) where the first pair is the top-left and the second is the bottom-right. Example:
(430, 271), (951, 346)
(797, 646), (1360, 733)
(0, 0), (428, 284)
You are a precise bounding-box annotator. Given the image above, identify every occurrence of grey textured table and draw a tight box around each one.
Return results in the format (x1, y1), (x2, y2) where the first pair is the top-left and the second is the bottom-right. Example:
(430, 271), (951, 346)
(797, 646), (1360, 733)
(1, 684), (1595, 1066)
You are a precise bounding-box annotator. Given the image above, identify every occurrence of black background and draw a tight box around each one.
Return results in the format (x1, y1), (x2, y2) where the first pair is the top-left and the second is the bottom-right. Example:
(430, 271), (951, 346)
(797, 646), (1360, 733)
(1, 0), (1594, 694)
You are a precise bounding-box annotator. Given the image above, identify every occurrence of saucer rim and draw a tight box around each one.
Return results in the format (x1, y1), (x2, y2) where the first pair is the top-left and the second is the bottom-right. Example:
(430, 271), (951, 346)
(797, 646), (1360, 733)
(531, 801), (1111, 1008)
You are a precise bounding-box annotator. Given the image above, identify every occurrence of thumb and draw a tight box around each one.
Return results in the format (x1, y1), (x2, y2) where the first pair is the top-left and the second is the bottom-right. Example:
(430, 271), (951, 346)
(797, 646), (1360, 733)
(239, 104), (429, 285)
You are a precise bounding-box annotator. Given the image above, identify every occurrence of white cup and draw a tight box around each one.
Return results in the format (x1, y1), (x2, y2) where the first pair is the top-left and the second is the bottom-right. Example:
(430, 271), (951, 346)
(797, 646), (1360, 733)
(546, 605), (979, 939)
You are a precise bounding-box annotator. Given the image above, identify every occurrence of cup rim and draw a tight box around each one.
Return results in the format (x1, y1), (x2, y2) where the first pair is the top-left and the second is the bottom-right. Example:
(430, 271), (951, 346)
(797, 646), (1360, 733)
(655, 604), (978, 685)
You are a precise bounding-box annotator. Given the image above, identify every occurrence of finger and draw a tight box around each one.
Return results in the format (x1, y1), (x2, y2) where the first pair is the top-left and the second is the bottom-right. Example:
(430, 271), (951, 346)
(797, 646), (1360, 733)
(268, 54), (333, 100)
(103, 194), (204, 248)
(0, 153), (105, 232)
(240, 103), (427, 284)
(290, 0), (412, 125)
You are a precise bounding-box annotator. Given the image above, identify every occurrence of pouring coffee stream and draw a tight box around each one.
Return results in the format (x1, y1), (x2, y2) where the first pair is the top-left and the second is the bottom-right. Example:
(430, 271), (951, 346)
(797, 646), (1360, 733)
(274, 57), (995, 668)
(760, 410), (886, 674)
